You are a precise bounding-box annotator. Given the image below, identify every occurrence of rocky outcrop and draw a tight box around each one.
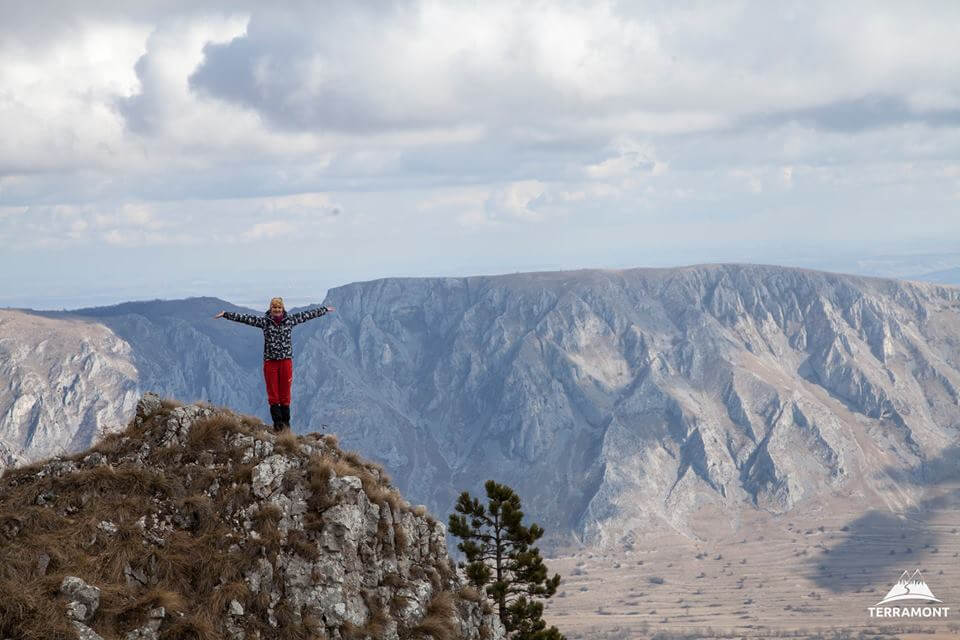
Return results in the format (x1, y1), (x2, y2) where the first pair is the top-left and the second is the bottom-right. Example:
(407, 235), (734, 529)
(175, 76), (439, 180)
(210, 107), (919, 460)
(0, 393), (504, 639)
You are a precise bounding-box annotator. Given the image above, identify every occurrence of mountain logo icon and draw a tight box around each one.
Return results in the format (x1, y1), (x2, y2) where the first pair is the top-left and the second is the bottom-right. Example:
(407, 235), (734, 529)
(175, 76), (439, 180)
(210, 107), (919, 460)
(875, 570), (942, 606)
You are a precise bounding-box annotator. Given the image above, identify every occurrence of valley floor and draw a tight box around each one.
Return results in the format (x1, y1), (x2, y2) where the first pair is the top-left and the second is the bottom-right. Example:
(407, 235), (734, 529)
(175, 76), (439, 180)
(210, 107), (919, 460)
(544, 484), (960, 640)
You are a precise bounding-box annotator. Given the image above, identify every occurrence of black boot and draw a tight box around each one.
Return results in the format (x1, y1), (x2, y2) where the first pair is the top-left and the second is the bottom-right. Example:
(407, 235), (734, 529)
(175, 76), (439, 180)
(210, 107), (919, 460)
(280, 405), (291, 431)
(269, 404), (282, 431)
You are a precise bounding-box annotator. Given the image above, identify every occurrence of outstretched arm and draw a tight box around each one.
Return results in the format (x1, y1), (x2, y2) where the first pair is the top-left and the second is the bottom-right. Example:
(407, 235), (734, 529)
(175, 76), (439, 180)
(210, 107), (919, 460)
(216, 311), (268, 328)
(289, 305), (335, 326)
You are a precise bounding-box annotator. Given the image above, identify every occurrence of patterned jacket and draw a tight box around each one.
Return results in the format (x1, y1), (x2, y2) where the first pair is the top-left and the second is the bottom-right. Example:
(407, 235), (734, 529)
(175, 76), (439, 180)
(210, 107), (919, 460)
(223, 306), (329, 361)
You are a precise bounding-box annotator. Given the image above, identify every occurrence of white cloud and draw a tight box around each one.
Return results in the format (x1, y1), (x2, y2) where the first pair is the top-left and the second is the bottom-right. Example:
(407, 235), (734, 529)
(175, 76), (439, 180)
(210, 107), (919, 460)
(103, 228), (186, 247)
(0, 20), (146, 173)
(240, 221), (296, 241)
(417, 188), (488, 212)
(260, 192), (339, 218)
(586, 140), (667, 179)
(486, 181), (549, 222)
(0, 206), (28, 219)
(1, 2), (960, 307)
(180, 2), (960, 136)
(782, 166), (794, 188)
(456, 209), (498, 230)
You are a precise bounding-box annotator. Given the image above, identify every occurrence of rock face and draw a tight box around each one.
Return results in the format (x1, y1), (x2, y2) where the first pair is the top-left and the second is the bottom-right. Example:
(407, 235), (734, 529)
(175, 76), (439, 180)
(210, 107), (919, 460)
(302, 266), (960, 544)
(0, 310), (139, 467)
(5, 265), (960, 545)
(0, 394), (503, 640)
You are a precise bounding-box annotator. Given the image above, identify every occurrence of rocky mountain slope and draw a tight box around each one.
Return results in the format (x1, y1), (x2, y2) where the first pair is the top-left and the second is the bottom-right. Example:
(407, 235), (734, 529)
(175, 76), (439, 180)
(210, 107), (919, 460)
(0, 393), (503, 640)
(0, 310), (140, 467)
(299, 265), (960, 545)
(4, 264), (960, 547)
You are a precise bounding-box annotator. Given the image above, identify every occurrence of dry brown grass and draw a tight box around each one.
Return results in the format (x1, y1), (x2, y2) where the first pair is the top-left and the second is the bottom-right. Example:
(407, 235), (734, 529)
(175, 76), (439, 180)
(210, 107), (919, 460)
(216, 481), (251, 514)
(253, 504), (284, 547)
(159, 397), (183, 411)
(160, 609), (220, 640)
(436, 557), (456, 585)
(0, 575), (77, 639)
(98, 586), (189, 634)
(0, 398), (492, 640)
(0, 403), (262, 638)
(231, 462), (255, 486)
(325, 454), (408, 515)
(288, 529), (321, 561)
(282, 466), (306, 493)
(341, 450), (365, 467)
(274, 601), (309, 638)
(90, 431), (128, 457)
(304, 511), (325, 534)
(408, 591), (458, 640)
(426, 566), (443, 591)
(302, 613), (329, 639)
(479, 620), (494, 640)
(257, 503), (283, 523)
(383, 573), (404, 588)
(320, 432), (338, 447)
(372, 483), (407, 514)
(390, 594), (410, 616)
(0, 459), (49, 483)
(360, 603), (391, 638)
(99, 523), (151, 584)
(329, 457), (364, 481)
(394, 525), (409, 553)
(178, 494), (218, 534)
(307, 456), (336, 514)
(129, 587), (189, 614)
(207, 580), (249, 619)
(340, 620), (364, 639)
(59, 465), (178, 498)
(186, 414), (240, 449)
(458, 586), (483, 602)
(274, 428), (300, 455)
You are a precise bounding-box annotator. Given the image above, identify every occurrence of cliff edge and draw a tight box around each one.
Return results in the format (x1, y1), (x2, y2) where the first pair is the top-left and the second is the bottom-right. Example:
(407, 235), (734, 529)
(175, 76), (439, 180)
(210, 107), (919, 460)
(0, 393), (504, 640)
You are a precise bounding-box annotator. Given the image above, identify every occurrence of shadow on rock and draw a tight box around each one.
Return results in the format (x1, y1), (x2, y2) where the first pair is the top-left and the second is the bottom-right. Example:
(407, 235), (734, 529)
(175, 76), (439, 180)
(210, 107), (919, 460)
(880, 444), (960, 487)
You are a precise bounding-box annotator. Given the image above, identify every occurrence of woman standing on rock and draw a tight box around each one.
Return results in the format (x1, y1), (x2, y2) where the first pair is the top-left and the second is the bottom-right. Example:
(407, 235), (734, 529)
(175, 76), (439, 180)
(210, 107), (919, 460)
(215, 297), (334, 432)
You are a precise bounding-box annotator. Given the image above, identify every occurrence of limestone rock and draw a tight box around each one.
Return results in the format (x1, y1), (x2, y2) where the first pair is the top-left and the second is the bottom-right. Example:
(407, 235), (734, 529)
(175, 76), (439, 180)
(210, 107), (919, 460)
(60, 576), (100, 622)
(1, 401), (503, 639)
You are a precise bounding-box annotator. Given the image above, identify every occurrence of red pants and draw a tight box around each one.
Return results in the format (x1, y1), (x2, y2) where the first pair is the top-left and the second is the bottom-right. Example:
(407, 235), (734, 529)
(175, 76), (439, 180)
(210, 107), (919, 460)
(264, 358), (293, 405)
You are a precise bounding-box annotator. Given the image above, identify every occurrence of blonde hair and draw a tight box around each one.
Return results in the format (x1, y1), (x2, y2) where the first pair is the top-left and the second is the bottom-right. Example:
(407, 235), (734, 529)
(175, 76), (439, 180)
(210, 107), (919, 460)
(269, 297), (285, 312)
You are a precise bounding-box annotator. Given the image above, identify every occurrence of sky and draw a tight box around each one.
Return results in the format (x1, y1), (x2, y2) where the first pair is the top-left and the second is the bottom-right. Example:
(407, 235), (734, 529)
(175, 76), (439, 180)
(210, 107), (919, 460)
(1, 1), (959, 310)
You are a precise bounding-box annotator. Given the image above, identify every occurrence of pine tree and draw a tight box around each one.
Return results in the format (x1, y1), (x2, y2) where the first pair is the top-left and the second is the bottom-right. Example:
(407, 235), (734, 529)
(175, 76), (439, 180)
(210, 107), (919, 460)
(448, 480), (564, 640)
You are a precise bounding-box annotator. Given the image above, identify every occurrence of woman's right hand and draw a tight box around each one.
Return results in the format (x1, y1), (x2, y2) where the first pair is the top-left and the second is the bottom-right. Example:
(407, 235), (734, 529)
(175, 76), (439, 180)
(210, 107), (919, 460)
(214, 311), (225, 318)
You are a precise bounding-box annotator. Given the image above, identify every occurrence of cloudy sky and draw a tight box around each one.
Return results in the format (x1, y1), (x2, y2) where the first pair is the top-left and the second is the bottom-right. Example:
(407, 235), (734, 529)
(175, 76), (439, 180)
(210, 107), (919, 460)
(1, 1), (959, 309)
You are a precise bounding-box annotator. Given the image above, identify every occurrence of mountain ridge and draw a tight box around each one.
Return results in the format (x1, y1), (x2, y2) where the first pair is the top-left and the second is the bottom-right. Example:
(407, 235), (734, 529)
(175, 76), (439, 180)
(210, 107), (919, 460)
(3, 263), (960, 549)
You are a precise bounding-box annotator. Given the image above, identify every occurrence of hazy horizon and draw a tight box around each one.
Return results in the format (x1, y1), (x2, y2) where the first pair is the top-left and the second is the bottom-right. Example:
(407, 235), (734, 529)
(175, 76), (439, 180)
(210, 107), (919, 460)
(4, 252), (960, 312)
